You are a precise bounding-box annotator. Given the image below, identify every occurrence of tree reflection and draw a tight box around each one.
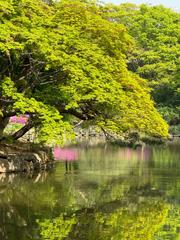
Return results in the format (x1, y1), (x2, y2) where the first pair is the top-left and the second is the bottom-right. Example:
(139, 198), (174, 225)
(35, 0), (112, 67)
(155, 205), (180, 240)
(37, 215), (77, 240)
(0, 144), (179, 240)
(0, 171), (58, 240)
(36, 197), (170, 240)
(94, 199), (169, 240)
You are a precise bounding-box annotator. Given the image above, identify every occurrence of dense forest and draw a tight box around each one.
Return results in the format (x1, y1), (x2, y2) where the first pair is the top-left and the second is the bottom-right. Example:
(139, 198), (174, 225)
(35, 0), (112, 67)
(104, 3), (180, 132)
(0, 0), (179, 144)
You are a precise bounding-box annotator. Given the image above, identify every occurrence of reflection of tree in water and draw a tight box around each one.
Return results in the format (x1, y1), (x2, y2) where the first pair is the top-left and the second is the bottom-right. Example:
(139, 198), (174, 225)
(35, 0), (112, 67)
(36, 176), (171, 240)
(94, 200), (169, 240)
(155, 205), (180, 240)
(0, 171), (57, 240)
(42, 152), (177, 240)
(0, 143), (179, 240)
(0, 172), (177, 240)
(37, 196), (170, 240)
(37, 215), (77, 240)
(70, 184), (170, 240)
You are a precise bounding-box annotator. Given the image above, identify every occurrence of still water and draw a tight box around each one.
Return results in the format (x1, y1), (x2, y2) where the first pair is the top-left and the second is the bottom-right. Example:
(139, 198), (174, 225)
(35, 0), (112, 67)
(0, 141), (179, 240)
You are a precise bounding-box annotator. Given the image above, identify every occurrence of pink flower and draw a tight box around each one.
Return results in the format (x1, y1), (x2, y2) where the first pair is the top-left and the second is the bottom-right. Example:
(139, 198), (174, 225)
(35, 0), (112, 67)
(54, 147), (78, 161)
(10, 115), (29, 124)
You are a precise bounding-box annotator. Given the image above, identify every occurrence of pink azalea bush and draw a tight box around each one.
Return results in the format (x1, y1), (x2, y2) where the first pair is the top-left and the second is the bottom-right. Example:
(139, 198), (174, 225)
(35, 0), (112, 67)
(54, 147), (78, 161)
(10, 115), (29, 125)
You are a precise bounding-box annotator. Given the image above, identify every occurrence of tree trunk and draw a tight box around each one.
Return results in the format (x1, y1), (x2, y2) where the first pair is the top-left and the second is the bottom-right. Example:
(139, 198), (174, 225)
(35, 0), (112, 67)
(0, 116), (9, 137)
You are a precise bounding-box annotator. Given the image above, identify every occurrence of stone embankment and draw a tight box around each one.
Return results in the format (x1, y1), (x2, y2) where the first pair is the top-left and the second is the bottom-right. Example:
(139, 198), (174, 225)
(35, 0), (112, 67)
(0, 142), (53, 173)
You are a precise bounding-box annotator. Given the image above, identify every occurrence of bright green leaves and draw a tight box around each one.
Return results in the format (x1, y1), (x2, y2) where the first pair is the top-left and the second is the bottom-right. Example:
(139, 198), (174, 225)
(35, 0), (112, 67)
(0, 1), (15, 19)
(1, 77), (73, 144)
(97, 73), (169, 138)
(55, 0), (133, 59)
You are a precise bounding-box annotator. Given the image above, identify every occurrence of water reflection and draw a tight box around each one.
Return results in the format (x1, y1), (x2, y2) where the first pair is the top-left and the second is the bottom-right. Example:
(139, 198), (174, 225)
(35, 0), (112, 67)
(54, 147), (78, 161)
(54, 147), (79, 173)
(0, 143), (179, 240)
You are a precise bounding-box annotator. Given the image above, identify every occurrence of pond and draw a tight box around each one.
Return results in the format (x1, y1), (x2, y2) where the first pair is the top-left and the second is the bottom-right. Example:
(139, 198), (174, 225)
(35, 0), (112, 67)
(0, 141), (179, 240)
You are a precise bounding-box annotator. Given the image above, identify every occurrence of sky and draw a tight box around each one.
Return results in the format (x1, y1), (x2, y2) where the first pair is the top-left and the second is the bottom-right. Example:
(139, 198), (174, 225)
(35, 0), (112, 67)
(103, 0), (180, 11)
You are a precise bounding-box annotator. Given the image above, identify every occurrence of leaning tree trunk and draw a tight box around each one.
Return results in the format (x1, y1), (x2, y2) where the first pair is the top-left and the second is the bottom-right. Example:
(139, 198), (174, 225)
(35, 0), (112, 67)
(0, 115), (35, 142)
(11, 120), (34, 141)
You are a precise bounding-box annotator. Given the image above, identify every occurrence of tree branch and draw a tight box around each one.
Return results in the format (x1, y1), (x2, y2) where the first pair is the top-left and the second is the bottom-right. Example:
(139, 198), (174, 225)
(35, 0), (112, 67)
(169, 118), (180, 126)
(0, 99), (14, 103)
(11, 120), (35, 141)
(61, 108), (95, 120)
(101, 127), (115, 140)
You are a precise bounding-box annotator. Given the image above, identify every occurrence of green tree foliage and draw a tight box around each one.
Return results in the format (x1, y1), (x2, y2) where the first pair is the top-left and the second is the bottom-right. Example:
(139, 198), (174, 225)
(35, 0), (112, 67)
(103, 3), (180, 127)
(0, 0), (168, 143)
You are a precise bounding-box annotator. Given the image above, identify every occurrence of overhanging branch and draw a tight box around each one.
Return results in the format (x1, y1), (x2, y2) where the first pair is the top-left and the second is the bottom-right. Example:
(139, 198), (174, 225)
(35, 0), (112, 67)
(11, 120), (35, 141)
(62, 108), (95, 120)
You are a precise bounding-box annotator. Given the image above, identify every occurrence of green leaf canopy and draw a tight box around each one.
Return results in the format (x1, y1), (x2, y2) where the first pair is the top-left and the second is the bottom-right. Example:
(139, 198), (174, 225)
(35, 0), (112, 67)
(0, 0), (168, 143)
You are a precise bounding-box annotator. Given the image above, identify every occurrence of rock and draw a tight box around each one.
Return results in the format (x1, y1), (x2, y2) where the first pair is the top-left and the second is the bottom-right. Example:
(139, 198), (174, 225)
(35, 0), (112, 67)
(0, 151), (7, 159)
(0, 143), (54, 173)
(0, 157), (30, 173)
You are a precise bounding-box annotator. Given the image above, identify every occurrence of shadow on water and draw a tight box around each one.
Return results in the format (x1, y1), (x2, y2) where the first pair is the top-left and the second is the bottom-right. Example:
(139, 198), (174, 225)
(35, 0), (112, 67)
(0, 142), (179, 240)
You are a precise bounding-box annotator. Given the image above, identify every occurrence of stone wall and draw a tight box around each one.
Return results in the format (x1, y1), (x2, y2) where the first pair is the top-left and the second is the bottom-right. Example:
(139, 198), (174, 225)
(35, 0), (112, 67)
(0, 143), (54, 173)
